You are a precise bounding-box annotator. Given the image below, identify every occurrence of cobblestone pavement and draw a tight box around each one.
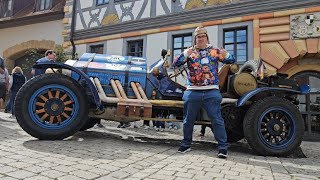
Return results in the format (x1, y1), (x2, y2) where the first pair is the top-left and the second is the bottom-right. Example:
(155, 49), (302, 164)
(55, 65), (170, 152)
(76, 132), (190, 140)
(0, 112), (320, 180)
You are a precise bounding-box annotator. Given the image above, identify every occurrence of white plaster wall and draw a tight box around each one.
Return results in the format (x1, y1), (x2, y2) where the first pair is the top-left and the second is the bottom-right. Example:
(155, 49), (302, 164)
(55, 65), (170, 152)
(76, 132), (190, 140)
(0, 20), (64, 57)
(77, 11), (91, 30)
(146, 32), (168, 65)
(206, 25), (219, 48)
(180, 0), (188, 9)
(75, 14), (84, 30)
(106, 39), (123, 55)
(75, 44), (87, 57)
(156, 0), (172, 16)
(90, 8), (108, 28)
(79, 0), (92, 9)
(115, 1), (151, 22)
(132, 0), (150, 19)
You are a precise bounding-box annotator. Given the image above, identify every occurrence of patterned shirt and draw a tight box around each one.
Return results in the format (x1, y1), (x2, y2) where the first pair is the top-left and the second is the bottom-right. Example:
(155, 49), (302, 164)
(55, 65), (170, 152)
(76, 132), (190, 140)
(173, 45), (235, 90)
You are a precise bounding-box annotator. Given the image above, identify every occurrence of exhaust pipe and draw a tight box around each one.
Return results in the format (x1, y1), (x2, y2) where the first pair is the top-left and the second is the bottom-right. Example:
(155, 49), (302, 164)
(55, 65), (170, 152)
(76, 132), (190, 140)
(130, 82), (142, 99)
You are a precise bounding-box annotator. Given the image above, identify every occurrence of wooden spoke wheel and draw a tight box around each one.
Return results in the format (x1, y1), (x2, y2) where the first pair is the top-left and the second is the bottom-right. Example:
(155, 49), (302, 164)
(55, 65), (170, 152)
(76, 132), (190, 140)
(15, 73), (88, 140)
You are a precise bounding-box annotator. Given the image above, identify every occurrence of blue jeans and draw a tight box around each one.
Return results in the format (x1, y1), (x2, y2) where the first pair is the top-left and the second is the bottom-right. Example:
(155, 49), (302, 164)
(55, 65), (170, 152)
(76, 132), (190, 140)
(10, 91), (17, 116)
(154, 121), (165, 128)
(181, 89), (228, 150)
(5, 92), (12, 113)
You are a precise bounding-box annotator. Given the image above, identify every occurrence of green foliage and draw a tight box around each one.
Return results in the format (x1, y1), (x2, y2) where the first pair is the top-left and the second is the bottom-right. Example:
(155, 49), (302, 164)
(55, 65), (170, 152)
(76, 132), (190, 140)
(54, 45), (70, 62)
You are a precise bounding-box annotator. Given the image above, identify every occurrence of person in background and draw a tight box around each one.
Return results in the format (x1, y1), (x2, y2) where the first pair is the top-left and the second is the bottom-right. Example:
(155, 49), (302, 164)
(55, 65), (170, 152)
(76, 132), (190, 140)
(142, 120), (151, 129)
(173, 26), (235, 158)
(4, 73), (12, 113)
(117, 122), (131, 128)
(168, 114), (179, 130)
(199, 124), (213, 138)
(154, 120), (165, 132)
(31, 50), (56, 77)
(9, 66), (27, 117)
(0, 57), (9, 110)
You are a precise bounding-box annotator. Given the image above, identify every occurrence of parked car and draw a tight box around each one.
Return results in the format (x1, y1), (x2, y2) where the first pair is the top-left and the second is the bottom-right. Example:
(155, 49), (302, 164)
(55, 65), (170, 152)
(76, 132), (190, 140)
(15, 50), (309, 157)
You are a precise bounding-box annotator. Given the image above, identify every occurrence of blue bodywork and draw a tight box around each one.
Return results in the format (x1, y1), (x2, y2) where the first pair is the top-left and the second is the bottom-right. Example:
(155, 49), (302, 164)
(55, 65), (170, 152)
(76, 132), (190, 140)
(73, 53), (147, 97)
(33, 62), (103, 111)
(33, 53), (185, 110)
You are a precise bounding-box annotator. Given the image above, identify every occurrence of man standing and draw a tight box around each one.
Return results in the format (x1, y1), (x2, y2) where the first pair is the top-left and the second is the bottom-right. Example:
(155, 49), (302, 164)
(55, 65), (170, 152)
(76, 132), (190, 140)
(173, 26), (235, 158)
(31, 50), (56, 77)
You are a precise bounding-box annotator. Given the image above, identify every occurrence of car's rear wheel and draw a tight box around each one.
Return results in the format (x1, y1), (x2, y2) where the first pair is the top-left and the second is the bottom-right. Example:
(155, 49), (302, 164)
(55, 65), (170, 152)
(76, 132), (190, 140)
(243, 96), (304, 156)
(221, 104), (245, 142)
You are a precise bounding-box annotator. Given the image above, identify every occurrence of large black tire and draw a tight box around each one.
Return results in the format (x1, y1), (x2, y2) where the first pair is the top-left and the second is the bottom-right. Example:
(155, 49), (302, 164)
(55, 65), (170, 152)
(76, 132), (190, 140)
(79, 118), (100, 131)
(243, 96), (304, 156)
(221, 104), (245, 142)
(15, 73), (89, 140)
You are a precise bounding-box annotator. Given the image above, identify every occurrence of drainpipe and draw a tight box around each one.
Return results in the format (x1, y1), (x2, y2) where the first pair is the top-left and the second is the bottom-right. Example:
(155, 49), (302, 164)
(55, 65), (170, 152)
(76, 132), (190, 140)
(70, 0), (77, 59)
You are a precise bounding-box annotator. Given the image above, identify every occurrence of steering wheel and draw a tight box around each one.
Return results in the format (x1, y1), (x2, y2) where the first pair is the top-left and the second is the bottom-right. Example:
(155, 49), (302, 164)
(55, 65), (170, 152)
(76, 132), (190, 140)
(169, 65), (187, 80)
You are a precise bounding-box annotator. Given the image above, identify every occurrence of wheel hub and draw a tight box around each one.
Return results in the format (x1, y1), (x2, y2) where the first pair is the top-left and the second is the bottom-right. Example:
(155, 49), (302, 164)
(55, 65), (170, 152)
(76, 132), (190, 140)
(51, 103), (59, 111)
(266, 119), (283, 136)
(44, 98), (65, 116)
(273, 124), (281, 132)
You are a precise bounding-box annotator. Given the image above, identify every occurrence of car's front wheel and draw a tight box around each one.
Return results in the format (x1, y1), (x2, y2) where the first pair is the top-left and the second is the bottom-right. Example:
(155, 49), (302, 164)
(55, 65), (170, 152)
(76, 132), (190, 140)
(15, 73), (89, 140)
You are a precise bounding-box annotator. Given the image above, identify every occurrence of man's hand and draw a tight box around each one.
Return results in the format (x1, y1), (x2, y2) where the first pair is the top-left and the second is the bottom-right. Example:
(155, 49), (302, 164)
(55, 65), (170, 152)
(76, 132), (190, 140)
(184, 48), (193, 57)
(220, 48), (228, 58)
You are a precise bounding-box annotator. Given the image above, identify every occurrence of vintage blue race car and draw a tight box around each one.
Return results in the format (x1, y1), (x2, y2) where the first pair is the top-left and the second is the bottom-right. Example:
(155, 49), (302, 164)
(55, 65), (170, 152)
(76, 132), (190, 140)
(15, 50), (309, 157)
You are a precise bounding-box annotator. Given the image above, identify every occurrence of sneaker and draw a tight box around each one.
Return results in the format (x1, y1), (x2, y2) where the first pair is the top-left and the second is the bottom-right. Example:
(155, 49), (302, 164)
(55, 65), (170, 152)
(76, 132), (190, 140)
(154, 127), (159, 131)
(218, 149), (228, 159)
(144, 125), (150, 130)
(159, 127), (164, 132)
(178, 146), (191, 153)
(121, 123), (131, 128)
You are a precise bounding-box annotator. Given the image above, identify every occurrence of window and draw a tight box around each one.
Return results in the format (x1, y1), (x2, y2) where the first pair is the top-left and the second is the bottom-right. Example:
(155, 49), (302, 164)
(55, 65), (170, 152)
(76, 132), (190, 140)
(223, 28), (248, 63)
(0, 0), (13, 18)
(127, 40), (143, 57)
(172, 33), (192, 62)
(90, 44), (104, 54)
(96, 0), (109, 6)
(36, 0), (52, 11)
(291, 71), (320, 137)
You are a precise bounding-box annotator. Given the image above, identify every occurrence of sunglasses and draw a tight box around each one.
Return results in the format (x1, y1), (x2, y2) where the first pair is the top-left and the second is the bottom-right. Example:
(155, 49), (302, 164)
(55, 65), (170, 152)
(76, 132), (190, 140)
(196, 35), (207, 39)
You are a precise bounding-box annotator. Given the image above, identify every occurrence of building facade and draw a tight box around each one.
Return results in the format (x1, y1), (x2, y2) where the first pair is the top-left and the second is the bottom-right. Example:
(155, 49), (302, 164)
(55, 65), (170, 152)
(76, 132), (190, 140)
(61, 0), (320, 136)
(0, 0), (66, 78)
